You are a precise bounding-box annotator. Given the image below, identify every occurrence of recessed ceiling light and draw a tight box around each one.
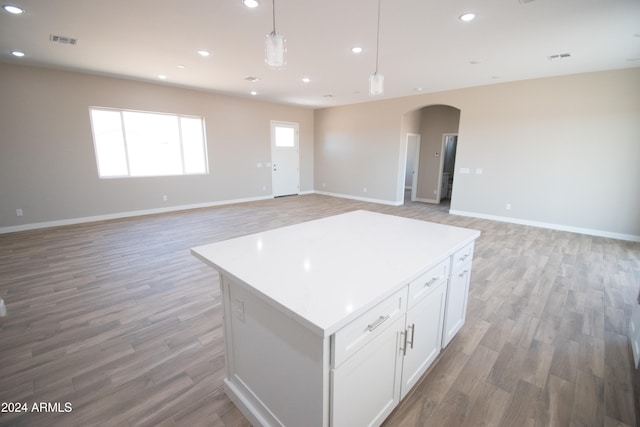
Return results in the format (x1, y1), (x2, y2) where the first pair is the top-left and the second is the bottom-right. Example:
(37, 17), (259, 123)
(414, 88), (423, 92)
(302, 77), (311, 83)
(158, 74), (167, 79)
(245, 76), (260, 82)
(243, 0), (259, 8)
(250, 90), (258, 96)
(177, 64), (185, 69)
(2, 4), (24, 14)
(351, 46), (363, 54)
(459, 13), (476, 22)
(197, 50), (210, 57)
(11, 50), (24, 57)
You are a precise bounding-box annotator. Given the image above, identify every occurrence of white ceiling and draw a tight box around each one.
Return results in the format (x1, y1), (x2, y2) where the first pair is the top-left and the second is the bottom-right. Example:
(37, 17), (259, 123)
(1, 0), (639, 108)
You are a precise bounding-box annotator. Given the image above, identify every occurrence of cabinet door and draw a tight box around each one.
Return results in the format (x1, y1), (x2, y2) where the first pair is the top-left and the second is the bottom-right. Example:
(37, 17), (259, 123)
(331, 316), (404, 427)
(442, 264), (471, 347)
(401, 281), (446, 398)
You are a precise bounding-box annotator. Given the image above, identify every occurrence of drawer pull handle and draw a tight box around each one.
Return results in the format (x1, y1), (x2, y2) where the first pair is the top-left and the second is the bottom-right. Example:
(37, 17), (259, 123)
(459, 254), (469, 262)
(458, 269), (469, 278)
(367, 315), (390, 332)
(400, 330), (408, 356)
(407, 323), (415, 349)
(425, 276), (439, 287)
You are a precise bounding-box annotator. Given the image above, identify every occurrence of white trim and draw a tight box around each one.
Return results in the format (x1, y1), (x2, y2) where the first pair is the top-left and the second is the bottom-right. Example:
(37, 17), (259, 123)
(314, 190), (401, 206)
(0, 195), (272, 234)
(449, 209), (640, 242)
(415, 197), (438, 204)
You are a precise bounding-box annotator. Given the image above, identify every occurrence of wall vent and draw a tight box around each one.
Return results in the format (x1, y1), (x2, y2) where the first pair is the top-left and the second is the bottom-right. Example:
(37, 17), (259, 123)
(50, 34), (78, 45)
(548, 53), (571, 61)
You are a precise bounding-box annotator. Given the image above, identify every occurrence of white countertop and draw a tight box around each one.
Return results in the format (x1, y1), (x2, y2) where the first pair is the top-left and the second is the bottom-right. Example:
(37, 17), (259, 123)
(191, 210), (480, 337)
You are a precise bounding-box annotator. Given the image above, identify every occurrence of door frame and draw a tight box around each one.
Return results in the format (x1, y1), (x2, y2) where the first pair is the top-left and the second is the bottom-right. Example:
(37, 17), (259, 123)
(403, 133), (421, 202)
(270, 120), (300, 197)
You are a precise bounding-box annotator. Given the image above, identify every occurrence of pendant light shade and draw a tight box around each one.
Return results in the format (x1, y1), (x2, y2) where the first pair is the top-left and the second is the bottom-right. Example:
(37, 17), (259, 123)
(265, 31), (285, 68)
(265, 0), (285, 68)
(369, 0), (383, 96)
(369, 72), (384, 96)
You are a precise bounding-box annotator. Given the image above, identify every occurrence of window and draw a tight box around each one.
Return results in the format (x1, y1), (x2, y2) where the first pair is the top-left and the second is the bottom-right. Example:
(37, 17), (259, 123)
(89, 108), (208, 178)
(274, 125), (295, 147)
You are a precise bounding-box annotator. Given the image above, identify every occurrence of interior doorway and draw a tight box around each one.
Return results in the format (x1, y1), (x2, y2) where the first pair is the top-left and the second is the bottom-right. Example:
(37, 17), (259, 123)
(438, 134), (457, 202)
(400, 104), (460, 205)
(403, 134), (421, 202)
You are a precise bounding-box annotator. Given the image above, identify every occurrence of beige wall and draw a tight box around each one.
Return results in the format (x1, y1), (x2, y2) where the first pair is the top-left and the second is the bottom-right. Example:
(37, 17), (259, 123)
(0, 63), (314, 228)
(2, 62), (638, 240)
(314, 68), (640, 239)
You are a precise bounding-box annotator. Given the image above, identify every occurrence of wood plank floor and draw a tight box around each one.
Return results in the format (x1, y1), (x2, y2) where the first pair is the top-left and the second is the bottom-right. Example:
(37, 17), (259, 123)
(0, 194), (638, 426)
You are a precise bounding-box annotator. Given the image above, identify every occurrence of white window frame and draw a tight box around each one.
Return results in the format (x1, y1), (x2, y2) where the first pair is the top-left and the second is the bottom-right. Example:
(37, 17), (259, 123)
(89, 107), (209, 179)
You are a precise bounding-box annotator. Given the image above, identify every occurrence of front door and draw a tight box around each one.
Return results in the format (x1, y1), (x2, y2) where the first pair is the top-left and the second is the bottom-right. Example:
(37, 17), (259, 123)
(271, 121), (300, 197)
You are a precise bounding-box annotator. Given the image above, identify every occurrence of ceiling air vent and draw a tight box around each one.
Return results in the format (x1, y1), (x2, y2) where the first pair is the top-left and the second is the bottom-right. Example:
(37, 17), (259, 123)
(519, 0), (536, 3)
(548, 53), (571, 61)
(50, 34), (78, 45)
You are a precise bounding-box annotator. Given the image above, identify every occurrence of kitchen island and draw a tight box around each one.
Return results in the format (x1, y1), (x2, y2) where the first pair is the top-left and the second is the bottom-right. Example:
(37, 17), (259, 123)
(192, 210), (480, 427)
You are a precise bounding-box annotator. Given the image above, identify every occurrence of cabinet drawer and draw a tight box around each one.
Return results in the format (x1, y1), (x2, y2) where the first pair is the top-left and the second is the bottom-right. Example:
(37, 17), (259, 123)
(407, 258), (449, 308)
(332, 288), (406, 368)
(452, 242), (474, 272)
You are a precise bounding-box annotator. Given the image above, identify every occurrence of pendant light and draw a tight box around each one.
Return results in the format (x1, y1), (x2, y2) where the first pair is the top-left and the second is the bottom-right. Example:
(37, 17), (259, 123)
(369, 0), (384, 96)
(265, 0), (285, 68)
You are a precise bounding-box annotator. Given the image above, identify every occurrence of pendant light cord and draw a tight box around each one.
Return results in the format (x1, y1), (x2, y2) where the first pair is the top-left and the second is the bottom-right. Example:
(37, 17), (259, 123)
(272, 0), (277, 34)
(375, 0), (381, 73)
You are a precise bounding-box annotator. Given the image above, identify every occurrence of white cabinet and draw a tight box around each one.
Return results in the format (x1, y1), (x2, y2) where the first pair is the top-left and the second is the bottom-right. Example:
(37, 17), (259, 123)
(332, 276), (448, 427)
(401, 280), (446, 398)
(191, 211), (480, 427)
(331, 316), (404, 427)
(443, 242), (474, 347)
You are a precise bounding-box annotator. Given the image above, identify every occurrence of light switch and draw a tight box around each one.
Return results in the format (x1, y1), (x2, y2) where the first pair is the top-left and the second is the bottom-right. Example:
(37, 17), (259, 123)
(460, 168), (470, 174)
(256, 163), (263, 168)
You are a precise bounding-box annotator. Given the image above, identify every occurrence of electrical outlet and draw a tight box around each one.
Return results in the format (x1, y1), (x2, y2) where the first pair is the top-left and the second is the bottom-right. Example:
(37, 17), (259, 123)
(506, 203), (511, 210)
(233, 298), (245, 322)
(16, 209), (23, 217)
(363, 187), (367, 193)
(162, 195), (168, 201)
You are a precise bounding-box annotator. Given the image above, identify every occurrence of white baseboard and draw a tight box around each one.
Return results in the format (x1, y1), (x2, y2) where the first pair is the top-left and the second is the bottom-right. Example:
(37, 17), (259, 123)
(414, 197), (439, 204)
(449, 209), (640, 242)
(0, 195), (273, 234)
(313, 190), (402, 206)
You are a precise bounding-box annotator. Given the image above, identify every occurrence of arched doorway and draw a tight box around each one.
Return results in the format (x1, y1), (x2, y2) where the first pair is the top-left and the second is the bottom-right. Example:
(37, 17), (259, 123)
(400, 105), (461, 205)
